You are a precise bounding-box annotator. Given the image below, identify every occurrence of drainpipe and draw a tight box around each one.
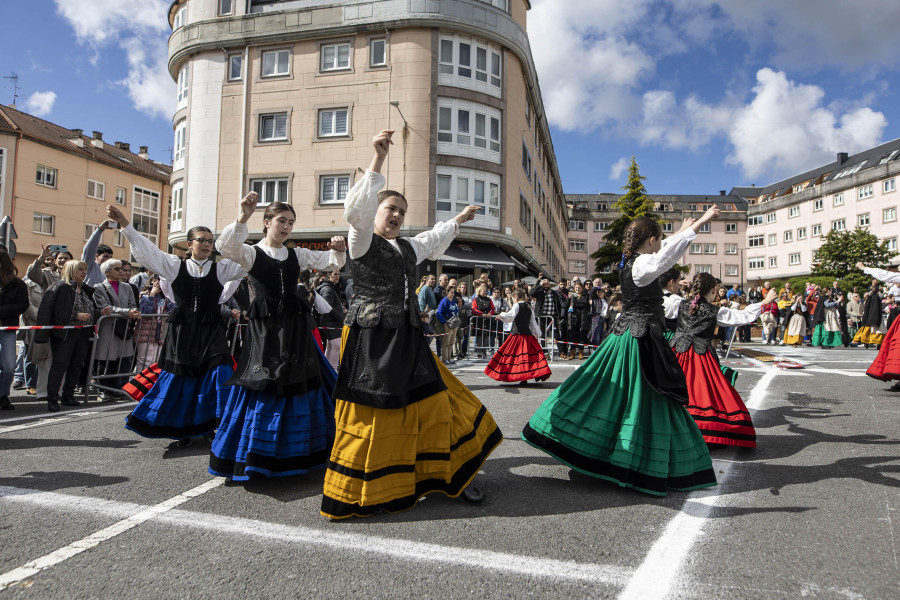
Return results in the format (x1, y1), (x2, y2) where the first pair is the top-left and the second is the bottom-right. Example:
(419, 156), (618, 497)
(238, 45), (250, 199)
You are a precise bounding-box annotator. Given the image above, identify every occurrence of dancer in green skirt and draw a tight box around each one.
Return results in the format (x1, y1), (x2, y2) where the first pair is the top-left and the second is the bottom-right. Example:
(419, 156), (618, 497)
(522, 208), (721, 496)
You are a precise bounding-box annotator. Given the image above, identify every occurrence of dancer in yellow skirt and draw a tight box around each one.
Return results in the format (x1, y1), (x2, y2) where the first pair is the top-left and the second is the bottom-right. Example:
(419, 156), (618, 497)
(852, 277), (886, 348)
(321, 130), (502, 519)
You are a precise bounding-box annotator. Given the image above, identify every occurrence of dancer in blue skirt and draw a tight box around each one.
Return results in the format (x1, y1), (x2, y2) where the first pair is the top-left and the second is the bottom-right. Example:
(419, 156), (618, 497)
(107, 205), (245, 448)
(212, 195), (346, 481)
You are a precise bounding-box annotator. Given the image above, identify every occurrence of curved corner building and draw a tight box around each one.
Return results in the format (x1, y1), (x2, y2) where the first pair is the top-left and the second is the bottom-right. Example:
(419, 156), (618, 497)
(165, 0), (567, 283)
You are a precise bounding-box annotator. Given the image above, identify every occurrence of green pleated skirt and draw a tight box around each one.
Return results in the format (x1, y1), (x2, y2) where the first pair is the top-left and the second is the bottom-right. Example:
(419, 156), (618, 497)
(811, 324), (843, 347)
(522, 332), (716, 496)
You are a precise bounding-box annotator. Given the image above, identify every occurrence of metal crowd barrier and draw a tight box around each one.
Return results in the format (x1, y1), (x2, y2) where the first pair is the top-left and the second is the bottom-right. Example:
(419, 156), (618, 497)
(465, 315), (555, 362)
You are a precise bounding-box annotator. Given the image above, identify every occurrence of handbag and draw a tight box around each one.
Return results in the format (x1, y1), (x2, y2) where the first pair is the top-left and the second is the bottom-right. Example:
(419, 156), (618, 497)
(103, 286), (136, 340)
(447, 315), (461, 329)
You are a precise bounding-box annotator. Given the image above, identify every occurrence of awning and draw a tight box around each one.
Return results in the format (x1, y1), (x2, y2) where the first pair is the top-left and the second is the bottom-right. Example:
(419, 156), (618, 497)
(438, 241), (515, 270)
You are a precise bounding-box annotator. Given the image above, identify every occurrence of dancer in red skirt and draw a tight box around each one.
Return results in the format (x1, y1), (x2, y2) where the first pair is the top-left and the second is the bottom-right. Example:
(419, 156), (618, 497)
(485, 288), (551, 385)
(857, 262), (900, 390)
(671, 273), (778, 447)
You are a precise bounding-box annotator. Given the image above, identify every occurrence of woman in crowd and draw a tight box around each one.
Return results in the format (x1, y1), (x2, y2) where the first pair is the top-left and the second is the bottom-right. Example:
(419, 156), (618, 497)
(567, 281), (592, 360)
(523, 208), (720, 496)
(672, 274), (777, 447)
(853, 279), (885, 349)
(134, 275), (174, 372)
(782, 294), (808, 347)
(321, 130), (501, 519)
(588, 287), (609, 348)
(857, 262), (900, 390)
(455, 281), (472, 358)
(485, 288), (551, 385)
(810, 289), (844, 348)
(35, 260), (96, 412)
(0, 248), (29, 411)
(315, 270), (346, 370)
(471, 284), (495, 358)
(435, 286), (461, 365)
(93, 259), (140, 397)
(212, 196), (346, 480)
(760, 292), (780, 344)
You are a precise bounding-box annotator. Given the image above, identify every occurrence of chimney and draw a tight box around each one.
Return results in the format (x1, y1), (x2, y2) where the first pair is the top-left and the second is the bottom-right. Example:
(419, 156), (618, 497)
(69, 128), (84, 147)
(719, 190), (726, 196)
(837, 152), (848, 165)
(138, 146), (149, 160)
(91, 131), (103, 149)
(114, 141), (130, 151)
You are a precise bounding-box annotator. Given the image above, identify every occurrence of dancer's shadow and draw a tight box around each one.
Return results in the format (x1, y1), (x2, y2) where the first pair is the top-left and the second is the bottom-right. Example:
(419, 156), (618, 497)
(0, 471), (129, 492)
(236, 468), (328, 503)
(161, 438), (213, 460)
(0, 438), (140, 451)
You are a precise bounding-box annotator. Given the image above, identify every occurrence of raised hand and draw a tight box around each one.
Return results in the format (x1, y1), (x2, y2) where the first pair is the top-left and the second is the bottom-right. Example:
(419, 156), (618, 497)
(106, 205), (129, 228)
(328, 236), (347, 252)
(856, 262), (866, 271)
(239, 191), (259, 223)
(764, 289), (778, 304)
(453, 205), (480, 225)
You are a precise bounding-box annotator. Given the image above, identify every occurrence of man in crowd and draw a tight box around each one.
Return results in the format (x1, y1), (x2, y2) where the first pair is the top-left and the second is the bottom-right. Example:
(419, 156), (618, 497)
(419, 274), (438, 351)
(531, 277), (566, 358)
(727, 283), (742, 300)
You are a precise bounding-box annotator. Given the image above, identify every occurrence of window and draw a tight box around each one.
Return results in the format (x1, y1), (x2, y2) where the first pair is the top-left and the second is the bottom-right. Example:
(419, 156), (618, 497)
(858, 213), (870, 228)
(521, 140), (532, 179)
(789, 253), (801, 266)
(132, 186), (160, 246)
(885, 179), (896, 194)
(833, 160), (867, 179)
(833, 193), (843, 206)
(520, 194), (531, 232)
(725, 265), (738, 276)
(320, 43), (351, 72)
(35, 165), (57, 188)
(250, 177), (289, 206)
(593, 221), (610, 232)
(769, 257), (777, 268)
(686, 204), (697, 211)
(569, 220), (585, 231)
(748, 235), (764, 248)
(704, 244), (716, 254)
(689, 243), (702, 255)
(569, 239), (586, 252)
(435, 166), (501, 230)
(749, 257), (765, 269)
(768, 234), (777, 245)
(725, 243), (737, 255)
(227, 53), (243, 81)
(369, 38), (386, 67)
(725, 223), (737, 233)
(699, 223), (711, 233)
(436, 98), (501, 163)
(87, 180), (105, 201)
(789, 206), (800, 218)
(661, 222), (673, 233)
(884, 207), (898, 223)
(320, 175), (351, 205)
(477, 0), (509, 9)
(831, 219), (846, 231)
(170, 182), (184, 233)
(113, 230), (123, 247)
(173, 120), (186, 169)
(173, 6), (186, 30)
(259, 113), (288, 142)
(879, 150), (899, 165)
(812, 224), (822, 236)
(784, 230), (792, 243)
(438, 34), (502, 97)
(33, 212), (54, 235)
(766, 212), (776, 223)
(176, 64), (188, 107)
(261, 49), (290, 77)
(572, 260), (586, 273)
(858, 184), (873, 200)
(596, 203), (608, 211)
(886, 238), (898, 252)
(797, 227), (806, 240)
(695, 265), (711, 274)
(813, 198), (823, 211)
(84, 223), (98, 241)
(318, 108), (349, 137)
(218, 0), (233, 16)
(748, 215), (763, 226)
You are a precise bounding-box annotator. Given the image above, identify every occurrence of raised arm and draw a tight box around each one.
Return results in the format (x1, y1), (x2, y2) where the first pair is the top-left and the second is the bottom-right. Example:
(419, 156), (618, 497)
(216, 221), (256, 271)
(633, 207), (719, 286)
(344, 130), (393, 259)
(294, 239), (346, 271)
(81, 221), (107, 264)
(497, 302), (520, 323)
(859, 263), (900, 284)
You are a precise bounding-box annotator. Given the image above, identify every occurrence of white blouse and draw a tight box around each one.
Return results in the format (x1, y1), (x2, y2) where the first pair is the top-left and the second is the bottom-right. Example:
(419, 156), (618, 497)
(663, 292), (683, 319)
(864, 266), (900, 284)
(632, 229), (698, 287)
(669, 300), (765, 326)
(497, 302), (541, 338)
(216, 221), (346, 272)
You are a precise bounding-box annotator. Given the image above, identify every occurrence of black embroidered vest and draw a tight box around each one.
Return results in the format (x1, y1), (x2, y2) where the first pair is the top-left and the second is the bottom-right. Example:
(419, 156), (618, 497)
(345, 234), (420, 328)
(670, 297), (719, 354)
(611, 256), (665, 338)
(168, 260), (223, 324)
(246, 246), (306, 318)
(510, 302), (533, 336)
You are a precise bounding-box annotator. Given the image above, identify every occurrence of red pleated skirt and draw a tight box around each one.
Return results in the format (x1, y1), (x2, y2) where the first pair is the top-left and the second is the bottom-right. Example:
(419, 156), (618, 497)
(123, 363), (163, 401)
(485, 334), (552, 382)
(867, 317), (900, 381)
(676, 348), (756, 447)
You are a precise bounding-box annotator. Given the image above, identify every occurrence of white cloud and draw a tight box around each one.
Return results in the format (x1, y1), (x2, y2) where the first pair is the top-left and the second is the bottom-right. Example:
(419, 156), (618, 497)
(24, 91), (57, 117)
(609, 157), (630, 181)
(54, 0), (173, 119)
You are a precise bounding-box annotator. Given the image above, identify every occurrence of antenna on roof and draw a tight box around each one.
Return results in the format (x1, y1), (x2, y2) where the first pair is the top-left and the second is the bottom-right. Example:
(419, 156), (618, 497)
(2, 72), (19, 107)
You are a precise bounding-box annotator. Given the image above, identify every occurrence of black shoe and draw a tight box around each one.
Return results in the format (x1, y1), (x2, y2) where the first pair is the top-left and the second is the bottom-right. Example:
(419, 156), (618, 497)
(460, 485), (485, 503)
(48, 398), (60, 412)
(518, 380), (529, 386)
(12, 381), (25, 391)
(0, 396), (13, 411)
(204, 432), (216, 443)
(61, 396), (80, 407)
(890, 382), (900, 392)
(176, 438), (193, 448)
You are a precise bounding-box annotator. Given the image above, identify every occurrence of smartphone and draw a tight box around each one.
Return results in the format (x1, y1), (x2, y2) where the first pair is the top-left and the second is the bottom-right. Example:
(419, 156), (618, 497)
(106, 220), (120, 229)
(48, 244), (69, 254)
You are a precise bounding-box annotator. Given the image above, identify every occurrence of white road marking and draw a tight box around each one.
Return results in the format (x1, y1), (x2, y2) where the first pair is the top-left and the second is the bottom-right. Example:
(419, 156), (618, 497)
(617, 359), (776, 600)
(0, 484), (634, 587)
(0, 402), (136, 433)
(0, 478), (223, 591)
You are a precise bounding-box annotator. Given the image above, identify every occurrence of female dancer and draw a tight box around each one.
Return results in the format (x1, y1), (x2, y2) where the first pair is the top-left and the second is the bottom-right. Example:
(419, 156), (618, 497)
(810, 289), (844, 348)
(782, 295), (807, 347)
(321, 130), (502, 519)
(853, 277), (885, 349)
(522, 209), (720, 496)
(108, 206), (246, 447)
(212, 197), (346, 480)
(660, 267), (683, 341)
(672, 274), (777, 447)
(857, 262), (900, 390)
(485, 288), (551, 385)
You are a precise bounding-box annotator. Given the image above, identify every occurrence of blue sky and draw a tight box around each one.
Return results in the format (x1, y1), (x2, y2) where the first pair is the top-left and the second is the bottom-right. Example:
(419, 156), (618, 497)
(4, 0), (900, 196)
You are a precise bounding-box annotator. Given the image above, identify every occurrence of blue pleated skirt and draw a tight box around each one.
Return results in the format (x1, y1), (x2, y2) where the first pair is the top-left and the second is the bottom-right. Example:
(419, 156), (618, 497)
(125, 364), (234, 440)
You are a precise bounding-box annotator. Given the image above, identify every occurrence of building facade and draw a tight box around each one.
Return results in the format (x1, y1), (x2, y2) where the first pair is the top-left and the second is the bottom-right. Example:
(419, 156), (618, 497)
(0, 105), (172, 272)
(565, 193), (748, 285)
(166, 0), (568, 286)
(733, 140), (900, 284)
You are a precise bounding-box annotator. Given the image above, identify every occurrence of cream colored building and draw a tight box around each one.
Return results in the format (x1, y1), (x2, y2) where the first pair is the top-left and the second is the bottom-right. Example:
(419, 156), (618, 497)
(0, 105), (172, 273)
(167, 0), (567, 283)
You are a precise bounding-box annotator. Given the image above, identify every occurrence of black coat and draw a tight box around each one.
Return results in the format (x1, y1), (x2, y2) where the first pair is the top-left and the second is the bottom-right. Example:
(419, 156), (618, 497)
(35, 281), (97, 343)
(0, 278), (29, 327)
(530, 286), (564, 320)
(568, 293), (592, 332)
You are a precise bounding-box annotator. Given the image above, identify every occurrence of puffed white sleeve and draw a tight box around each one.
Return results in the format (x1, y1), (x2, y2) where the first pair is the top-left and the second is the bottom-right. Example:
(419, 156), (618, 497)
(344, 170), (386, 260)
(122, 225), (181, 281)
(530, 311), (541, 338)
(632, 229), (697, 287)
(219, 279), (241, 304)
(716, 302), (764, 326)
(215, 258), (248, 286)
(864, 267), (900, 284)
(663, 294), (682, 319)
(497, 302), (520, 323)
(215, 221), (257, 271)
(294, 247), (346, 271)
(313, 291), (332, 314)
(405, 220), (460, 265)
(159, 278), (175, 304)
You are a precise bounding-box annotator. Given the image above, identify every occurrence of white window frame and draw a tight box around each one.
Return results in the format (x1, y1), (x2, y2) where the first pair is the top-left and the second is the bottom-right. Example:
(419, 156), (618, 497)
(831, 218), (846, 232)
(748, 235), (764, 248)
(317, 108), (350, 138)
(833, 193), (843, 206)
(797, 227), (807, 240)
(858, 213), (870, 228)
(568, 220), (585, 231)
(435, 165), (501, 231)
(569, 239), (586, 253)
(250, 177), (290, 206)
(766, 212), (776, 223)
(662, 222), (673, 233)
(689, 243), (702, 255)
(813, 198), (823, 211)
(725, 243), (738, 255)
(725, 222), (737, 233)
(33, 212), (54, 235)
(217, 0), (233, 16)
(173, 6), (186, 30)
(369, 38), (387, 68)
(261, 49), (291, 78)
(884, 207), (898, 223)
(320, 42), (351, 72)
(176, 64), (189, 108)
(769, 257), (777, 268)
(87, 179), (105, 201)
(132, 186), (160, 246)
(115, 187), (126, 205)
(258, 112), (289, 142)
(170, 181), (184, 233)
(704, 243), (716, 254)
(695, 265), (712, 274)
(789, 253), (801, 266)
(173, 120), (186, 170)
(789, 206), (800, 218)
(319, 174), (352, 206)
(437, 34), (502, 98)
(572, 259), (587, 273)
(748, 215), (763, 226)
(884, 179), (896, 194)
(36, 165), (57, 188)
(84, 223), (98, 242)
(699, 223), (711, 233)
(227, 53), (243, 82)
(436, 98), (501, 164)
(113, 230), (124, 247)
(812, 224), (822, 236)
(594, 221), (610, 232)
(768, 234), (777, 246)
(858, 184), (873, 200)
(725, 265), (738, 276)
(748, 257), (765, 270)
(784, 230), (792, 243)
(885, 237), (898, 252)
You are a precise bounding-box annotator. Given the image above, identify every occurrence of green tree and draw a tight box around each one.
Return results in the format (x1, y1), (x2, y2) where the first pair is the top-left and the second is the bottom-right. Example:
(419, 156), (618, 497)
(812, 227), (898, 292)
(590, 156), (661, 284)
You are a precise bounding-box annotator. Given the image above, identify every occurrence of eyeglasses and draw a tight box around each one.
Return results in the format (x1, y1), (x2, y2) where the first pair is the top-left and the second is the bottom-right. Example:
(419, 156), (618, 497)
(190, 238), (214, 245)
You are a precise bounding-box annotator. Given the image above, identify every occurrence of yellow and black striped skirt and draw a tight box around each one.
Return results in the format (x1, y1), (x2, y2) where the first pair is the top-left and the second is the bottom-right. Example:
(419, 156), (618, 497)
(853, 325), (885, 346)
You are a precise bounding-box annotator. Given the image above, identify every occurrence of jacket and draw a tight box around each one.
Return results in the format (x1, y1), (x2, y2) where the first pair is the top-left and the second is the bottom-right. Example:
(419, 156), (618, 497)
(0, 278), (29, 327)
(35, 281), (98, 343)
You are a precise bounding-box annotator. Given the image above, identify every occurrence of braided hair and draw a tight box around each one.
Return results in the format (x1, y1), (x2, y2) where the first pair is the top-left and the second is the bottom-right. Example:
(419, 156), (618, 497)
(659, 267), (681, 290)
(622, 217), (663, 263)
(688, 272), (718, 315)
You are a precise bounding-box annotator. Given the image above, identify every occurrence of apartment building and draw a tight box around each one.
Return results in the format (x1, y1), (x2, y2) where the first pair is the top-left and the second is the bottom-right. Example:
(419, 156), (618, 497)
(166, 0), (568, 285)
(732, 140), (900, 283)
(0, 104), (172, 272)
(565, 192), (748, 284)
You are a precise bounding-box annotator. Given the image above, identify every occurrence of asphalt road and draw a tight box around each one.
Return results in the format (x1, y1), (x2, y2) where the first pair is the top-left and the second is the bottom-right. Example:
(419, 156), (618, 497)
(0, 342), (897, 599)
